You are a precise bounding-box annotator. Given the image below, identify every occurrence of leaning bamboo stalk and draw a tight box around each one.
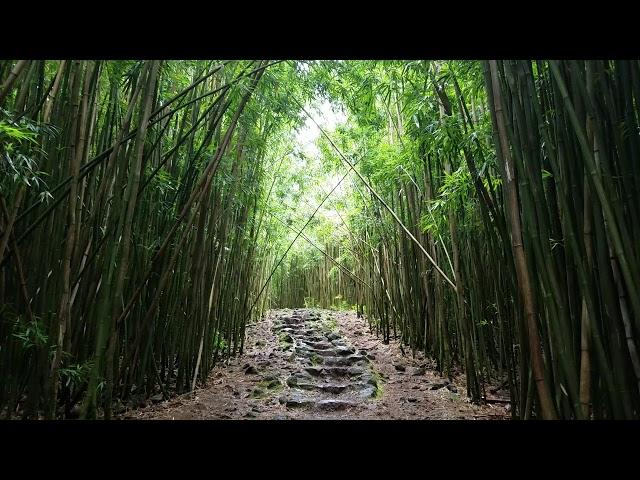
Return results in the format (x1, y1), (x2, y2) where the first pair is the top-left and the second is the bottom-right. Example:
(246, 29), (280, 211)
(43, 60), (67, 124)
(295, 100), (457, 292)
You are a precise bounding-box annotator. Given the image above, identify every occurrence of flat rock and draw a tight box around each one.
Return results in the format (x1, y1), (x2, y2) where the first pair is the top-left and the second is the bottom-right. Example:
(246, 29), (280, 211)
(321, 384), (349, 394)
(346, 366), (366, 376)
(317, 399), (356, 411)
(336, 346), (356, 356)
(304, 366), (324, 376)
(292, 382), (349, 394)
(323, 355), (367, 367)
(287, 372), (313, 386)
(304, 340), (333, 350)
(280, 396), (314, 409)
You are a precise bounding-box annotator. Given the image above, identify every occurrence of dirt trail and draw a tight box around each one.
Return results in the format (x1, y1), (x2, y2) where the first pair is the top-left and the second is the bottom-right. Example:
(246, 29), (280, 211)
(124, 309), (509, 420)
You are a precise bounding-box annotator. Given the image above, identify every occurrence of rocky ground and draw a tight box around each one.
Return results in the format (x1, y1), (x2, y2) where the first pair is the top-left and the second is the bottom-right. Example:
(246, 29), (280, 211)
(122, 309), (510, 420)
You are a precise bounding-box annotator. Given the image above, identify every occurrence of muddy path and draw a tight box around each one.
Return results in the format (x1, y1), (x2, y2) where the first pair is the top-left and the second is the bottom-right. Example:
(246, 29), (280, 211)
(124, 309), (509, 420)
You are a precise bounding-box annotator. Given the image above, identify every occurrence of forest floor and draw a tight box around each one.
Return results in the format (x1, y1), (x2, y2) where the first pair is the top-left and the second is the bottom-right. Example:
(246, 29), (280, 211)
(123, 309), (510, 420)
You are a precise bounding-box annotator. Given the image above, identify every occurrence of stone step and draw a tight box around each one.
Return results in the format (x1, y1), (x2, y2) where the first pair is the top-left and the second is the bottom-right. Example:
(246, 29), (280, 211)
(295, 347), (338, 357)
(321, 355), (368, 367)
(278, 393), (357, 411)
(302, 340), (334, 350)
(303, 365), (367, 378)
(297, 341), (335, 350)
(335, 346), (356, 356)
(271, 310), (380, 415)
(288, 381), (377, 397)
(316, 399), (357, 411)
(289, 382), (349, 394)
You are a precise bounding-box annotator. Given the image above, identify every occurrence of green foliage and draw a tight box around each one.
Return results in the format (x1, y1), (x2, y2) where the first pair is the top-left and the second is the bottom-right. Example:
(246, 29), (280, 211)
(59, 361), (94, 388)
(304, 297), (320, 308)
(211, 331), (227, 351)
(329, 295), (350, 311)
(0, 120), (38, 144)
(0, 116), (55, 199)
(11, 318), (49, 351)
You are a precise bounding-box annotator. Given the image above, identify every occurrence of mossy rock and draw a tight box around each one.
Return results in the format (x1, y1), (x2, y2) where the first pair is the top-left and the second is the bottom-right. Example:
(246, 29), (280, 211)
(259, 377), (282, 390)
(278, 332), (293, 345)
(369, 370), (384, 399)
(309, 353), (324, 366)
(250, 387), (266, 399)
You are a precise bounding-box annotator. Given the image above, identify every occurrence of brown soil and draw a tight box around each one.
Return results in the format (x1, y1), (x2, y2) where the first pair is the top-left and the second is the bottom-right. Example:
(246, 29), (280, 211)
(121, 309), (510, 420)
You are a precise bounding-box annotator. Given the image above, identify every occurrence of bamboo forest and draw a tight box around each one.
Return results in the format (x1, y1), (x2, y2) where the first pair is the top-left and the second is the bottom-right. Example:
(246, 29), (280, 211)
(1, 59), (639, 421)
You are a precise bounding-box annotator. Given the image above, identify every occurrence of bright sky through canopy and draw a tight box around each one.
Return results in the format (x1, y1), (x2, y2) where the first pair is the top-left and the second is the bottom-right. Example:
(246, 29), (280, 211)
(291, 98), (348, 228)
(294, 99), (347, 158)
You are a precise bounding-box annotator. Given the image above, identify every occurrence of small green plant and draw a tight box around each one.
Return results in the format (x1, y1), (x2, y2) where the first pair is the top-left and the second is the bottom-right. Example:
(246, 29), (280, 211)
(0, 117), (54, 193)
(0, 120), (38, 144)
(329, 298), (350, 311)
(59, 360), (94, 388)
(304, 296), (320, 308)
(211, 330), (227, 351)
(11, 318), (49, 351)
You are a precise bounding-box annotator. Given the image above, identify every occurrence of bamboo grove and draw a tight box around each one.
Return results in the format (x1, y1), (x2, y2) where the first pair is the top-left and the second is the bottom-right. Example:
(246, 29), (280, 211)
(270, 60), (640, 420)
(0, 59), (312, 419)
(1, 60), (639, 420)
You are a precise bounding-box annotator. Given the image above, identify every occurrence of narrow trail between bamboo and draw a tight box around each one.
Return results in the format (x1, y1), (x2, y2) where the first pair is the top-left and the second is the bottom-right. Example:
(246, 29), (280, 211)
(126, 309), (509, 420)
